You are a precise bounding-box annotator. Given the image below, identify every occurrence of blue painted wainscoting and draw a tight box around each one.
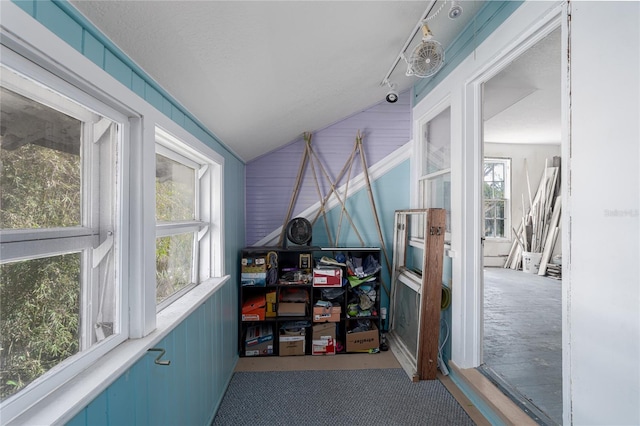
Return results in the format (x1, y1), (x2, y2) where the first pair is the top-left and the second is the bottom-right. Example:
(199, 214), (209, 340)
(66, 279), (238, 426)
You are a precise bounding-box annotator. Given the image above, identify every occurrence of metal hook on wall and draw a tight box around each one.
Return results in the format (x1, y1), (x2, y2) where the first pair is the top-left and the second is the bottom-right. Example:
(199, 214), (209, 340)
(148, 348), (171, 366)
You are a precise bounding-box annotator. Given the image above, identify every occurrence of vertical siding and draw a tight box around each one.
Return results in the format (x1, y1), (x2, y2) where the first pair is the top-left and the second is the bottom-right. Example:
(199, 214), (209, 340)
(67, 281), (238, 425)
(245, 93), (411, 246)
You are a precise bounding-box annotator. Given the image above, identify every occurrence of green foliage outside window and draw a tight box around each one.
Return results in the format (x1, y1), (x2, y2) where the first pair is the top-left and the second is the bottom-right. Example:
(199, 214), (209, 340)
(0, 143), (81, 400)
(155, 154), (196, 303)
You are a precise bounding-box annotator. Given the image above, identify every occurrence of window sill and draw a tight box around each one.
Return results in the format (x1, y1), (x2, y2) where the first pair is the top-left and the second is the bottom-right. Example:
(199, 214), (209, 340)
(7, 275), (230, 426)
(485, 237), (511, 243)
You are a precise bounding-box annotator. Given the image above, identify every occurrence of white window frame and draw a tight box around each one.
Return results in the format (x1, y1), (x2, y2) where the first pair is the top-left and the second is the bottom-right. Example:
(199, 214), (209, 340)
(1, 3), (227, 424)
(0, 48), (128, 422)
(483, 157), (511, 240)
(154, 127), (221, 311)
(415, 104), (452, 244)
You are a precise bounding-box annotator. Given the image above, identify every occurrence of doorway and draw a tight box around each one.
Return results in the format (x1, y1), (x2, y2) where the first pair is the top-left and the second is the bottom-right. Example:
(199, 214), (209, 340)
(480, 28), (562, 425)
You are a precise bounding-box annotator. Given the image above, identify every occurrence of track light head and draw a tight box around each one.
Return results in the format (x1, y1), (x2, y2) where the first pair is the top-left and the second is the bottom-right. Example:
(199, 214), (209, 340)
(449, 1), (463, 19)
(384, 80), (398, 103)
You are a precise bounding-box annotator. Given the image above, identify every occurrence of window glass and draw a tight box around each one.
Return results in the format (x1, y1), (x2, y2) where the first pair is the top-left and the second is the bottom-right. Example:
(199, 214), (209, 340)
(0, 87), (82, 228)
(156, 233), (195, 303)
(156, 154), (195, 222)
(0, 254), (81, 400)
(483, 159), (510, 238)
(155, 135), (208, 309)
(418, 106), (451, 242)
(422, 107), (451, 175)
(1, 65), (119, 403)
(421, 174), (452, 234)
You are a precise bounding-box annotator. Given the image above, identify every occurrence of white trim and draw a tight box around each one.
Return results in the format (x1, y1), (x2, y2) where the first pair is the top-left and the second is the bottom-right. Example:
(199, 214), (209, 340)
(411, 0), (564, 371)
(1, 41), (128, 420)
(254, 141), (412, 247)
(463, 6), (563, 369)
(412, 96), (452, 209)
(560, 5), (572, 424)
(0, 63), (100, 123)
(6, 276), (230, 426)
(155, 221), (205, 236)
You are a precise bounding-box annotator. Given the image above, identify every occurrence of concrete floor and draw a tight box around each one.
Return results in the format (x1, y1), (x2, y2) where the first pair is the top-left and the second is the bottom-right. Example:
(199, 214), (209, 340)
(483, 267), (562, 425)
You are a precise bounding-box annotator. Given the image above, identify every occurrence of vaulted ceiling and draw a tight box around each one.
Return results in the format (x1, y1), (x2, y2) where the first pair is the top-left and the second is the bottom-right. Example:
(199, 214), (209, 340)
(69, 1), (559, 162)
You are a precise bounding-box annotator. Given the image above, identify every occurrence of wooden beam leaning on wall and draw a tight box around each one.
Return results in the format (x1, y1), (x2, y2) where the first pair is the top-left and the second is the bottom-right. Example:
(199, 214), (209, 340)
(418, 208), (446, 380)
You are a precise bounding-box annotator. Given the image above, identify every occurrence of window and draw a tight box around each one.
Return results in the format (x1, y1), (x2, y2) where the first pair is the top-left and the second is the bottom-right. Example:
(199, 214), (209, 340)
(0, 63), (124, 405)
(417, 107), (451, 241)
(483, 158), (511, 239)
(1, 8), (227, 422)
(155, 128), (219, 310)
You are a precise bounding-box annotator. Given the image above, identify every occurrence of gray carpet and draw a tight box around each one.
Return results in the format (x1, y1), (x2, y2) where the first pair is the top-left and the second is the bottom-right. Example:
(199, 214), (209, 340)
(212, 368), (475, 425)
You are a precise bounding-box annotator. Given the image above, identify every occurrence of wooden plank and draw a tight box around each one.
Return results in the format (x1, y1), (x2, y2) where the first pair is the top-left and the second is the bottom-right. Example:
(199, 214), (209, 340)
(278, 133), (310, 246)
(538, 196), (562, 276)
(417, 208), (446, 380)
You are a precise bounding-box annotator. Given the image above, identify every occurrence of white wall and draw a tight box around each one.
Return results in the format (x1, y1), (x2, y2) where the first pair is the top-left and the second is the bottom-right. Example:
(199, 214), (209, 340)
(567, 2), (639, 425)
(413, 1), (640, 424)
(484, 142), (561, 267)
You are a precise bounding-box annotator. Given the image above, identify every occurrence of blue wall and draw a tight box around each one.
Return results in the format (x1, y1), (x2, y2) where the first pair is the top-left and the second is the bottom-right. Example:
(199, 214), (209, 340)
(312, 159), (411, 312)
(10, 1), (245, 423)
(66, 281), (237, 426)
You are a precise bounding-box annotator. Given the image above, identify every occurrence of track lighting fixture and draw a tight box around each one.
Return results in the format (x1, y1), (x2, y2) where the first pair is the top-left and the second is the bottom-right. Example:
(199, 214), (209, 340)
(381, 0), (459, 88)
(448, 0), (463, 19)
(384, 80), (398, 103)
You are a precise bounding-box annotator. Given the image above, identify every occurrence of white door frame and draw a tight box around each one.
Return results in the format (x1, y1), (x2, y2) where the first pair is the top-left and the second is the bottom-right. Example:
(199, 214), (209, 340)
(458, 2), (570, 423)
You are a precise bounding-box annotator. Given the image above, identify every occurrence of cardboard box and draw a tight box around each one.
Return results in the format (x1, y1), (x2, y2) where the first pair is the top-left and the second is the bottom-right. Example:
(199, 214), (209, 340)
(241, 295), (266, 321)
(346, 323), (379, 352)
(265, 291), (277, 318)
(244, 324), (274, 356)
(312, 322), (336, 340)
(313, 267), (342, 287)
(312, 323), (336, 355)
(278, 302), (306, 317)
(279, 335), (306, 356)
(313, 305), (341, 322)
(312, 337), (335, 355)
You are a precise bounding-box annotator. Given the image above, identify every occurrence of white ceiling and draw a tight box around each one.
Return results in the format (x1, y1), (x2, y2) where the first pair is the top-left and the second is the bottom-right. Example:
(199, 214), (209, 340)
(69, 1), (558, 161)
(483, 28), (561, 145)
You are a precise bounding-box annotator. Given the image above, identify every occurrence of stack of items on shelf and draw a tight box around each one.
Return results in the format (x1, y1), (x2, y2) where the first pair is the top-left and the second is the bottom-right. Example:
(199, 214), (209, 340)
(312, 259), (344, 355)
(239, 247), (381, 357)
(345, 254), (380, 319)
(279, 321), (309, 356)
(312, 322), (336, 355)
(545, 255), (562, 280)
(311, 287), (344, 355)
(344, 254), (380, 352)
(241, 253), (267, 286)
(278, 287), (309, 317)
(244, 324), (274, 357)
